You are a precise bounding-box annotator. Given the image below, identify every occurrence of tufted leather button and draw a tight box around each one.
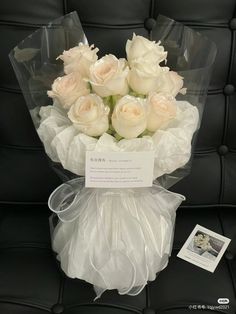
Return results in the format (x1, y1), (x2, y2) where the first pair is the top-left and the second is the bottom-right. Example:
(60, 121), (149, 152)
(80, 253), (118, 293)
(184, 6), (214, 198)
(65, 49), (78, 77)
(223, 84), (235, 95)
(225, 251), (234, 260)
(51, 304), (64, 314)
(143, 308), (156, 314)
(229, 18), (236, 30)
(218, 145), (229, 156)
(144, 18), (156, 31)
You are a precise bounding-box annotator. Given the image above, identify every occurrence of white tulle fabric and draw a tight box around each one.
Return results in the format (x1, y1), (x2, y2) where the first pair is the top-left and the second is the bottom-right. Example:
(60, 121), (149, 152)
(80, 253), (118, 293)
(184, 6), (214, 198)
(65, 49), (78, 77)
(37, 100), (199, 180)
(49, 179), (185, 298)
(37, 100), (199, 297)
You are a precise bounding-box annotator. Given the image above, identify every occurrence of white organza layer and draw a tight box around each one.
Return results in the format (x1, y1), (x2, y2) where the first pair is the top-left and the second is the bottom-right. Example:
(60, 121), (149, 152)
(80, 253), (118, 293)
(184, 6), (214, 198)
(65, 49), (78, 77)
(38, 101), (197, 296)
(49, 179), (185, 297)
(37, 100), (199, 179)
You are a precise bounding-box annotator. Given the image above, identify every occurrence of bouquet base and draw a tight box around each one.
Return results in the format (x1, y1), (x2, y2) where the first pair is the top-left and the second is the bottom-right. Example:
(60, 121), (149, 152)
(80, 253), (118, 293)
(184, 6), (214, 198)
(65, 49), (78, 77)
(49, 178), (184, 298)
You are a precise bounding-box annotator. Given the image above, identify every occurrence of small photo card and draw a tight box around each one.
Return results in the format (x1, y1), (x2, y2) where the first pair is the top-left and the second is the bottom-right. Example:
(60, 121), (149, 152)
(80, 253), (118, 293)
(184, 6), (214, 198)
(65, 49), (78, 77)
(177, 224), (231, 273)
(85, 151), (154, 188)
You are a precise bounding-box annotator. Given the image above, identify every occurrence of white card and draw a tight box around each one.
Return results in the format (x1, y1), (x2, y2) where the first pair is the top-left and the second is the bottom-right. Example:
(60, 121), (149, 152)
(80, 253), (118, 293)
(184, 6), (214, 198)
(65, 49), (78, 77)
(85, 151), (154, 188)
(177, 224), (231, 273)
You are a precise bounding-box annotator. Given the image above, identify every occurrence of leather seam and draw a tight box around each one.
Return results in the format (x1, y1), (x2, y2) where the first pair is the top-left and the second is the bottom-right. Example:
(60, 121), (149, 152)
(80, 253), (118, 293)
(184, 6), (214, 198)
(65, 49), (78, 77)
(0, 86), (22, 94)
(0, 144), (219, 154)
(221, 88), (229, 147)
(65, 303), (142, 313)
(0, 299), (50, 311)
(219, 155), (225, 203)
(149, 0), (155, 18)
(0, 20), (146, 29)
(227, 30), (236, 81)
(82, 23), (145, 29)
(0, 144), (44, 151)
(1, 201), (236, 208)
(180, 22), (229, 28)
(0, 19), (231, 29)
(0, 20), (38, 28)
(145, 284), (150, 309)
(180, 204), (236, 208)
(57, 275), (65, 306)
(0, 244), (51, 250)
(63, 0), (68, 14)
(0, 201), (49, 205)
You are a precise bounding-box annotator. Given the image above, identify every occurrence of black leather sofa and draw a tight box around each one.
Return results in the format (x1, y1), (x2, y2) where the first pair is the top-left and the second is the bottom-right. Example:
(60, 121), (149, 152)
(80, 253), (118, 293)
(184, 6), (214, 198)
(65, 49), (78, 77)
(0, 1), (236, 314)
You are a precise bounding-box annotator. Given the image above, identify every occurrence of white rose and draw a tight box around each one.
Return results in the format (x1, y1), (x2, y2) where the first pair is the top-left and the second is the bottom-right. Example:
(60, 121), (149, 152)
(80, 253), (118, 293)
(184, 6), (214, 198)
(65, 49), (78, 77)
(158, 71), (185, 97)
(128, 62), (163, 95)
(112, 95), (147, 139)
(146, 92), (177, 132)
(89, 54), (129, 97)
(47, 72), (90, 109)
(68, 94), (109, 137)
(57, 43), (99, 77)
(126, 34), (167, 66)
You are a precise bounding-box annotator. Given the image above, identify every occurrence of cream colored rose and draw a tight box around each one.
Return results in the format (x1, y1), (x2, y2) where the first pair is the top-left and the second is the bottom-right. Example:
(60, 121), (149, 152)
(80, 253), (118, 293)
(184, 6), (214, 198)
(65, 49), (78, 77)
(47, 72), (90, 109)
(126, 34), (167, 66)
(146, 92), (177, 132)
(57, 43), (99, 77)
(89, 54), (129, 97)
(112, 95), (147, 139)
(158, 71), (185, 97)
(128, 62), (163, 95)
(68, 94), (109, 137)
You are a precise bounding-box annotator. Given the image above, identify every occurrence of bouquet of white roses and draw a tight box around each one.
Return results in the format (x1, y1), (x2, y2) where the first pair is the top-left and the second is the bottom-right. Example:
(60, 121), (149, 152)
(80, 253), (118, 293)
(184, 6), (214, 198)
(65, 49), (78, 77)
(9, 12), (216, 298)
(40, 34), (196, 181)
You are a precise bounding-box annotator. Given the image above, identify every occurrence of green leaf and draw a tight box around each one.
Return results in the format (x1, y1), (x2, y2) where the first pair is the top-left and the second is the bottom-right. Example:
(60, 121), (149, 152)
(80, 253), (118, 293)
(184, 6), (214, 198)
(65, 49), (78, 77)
(138, 129), (154, 137)
(114, 133), (123, 141)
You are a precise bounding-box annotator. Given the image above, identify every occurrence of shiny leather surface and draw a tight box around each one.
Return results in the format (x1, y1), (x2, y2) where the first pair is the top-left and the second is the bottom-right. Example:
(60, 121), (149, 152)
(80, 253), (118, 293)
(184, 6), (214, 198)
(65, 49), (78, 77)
(0, 1), (236, 313)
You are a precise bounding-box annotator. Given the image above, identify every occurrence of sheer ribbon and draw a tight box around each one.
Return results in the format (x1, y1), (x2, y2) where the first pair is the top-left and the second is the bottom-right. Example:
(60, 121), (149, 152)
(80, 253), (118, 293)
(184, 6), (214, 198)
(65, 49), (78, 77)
(48, 178), (185, 298)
